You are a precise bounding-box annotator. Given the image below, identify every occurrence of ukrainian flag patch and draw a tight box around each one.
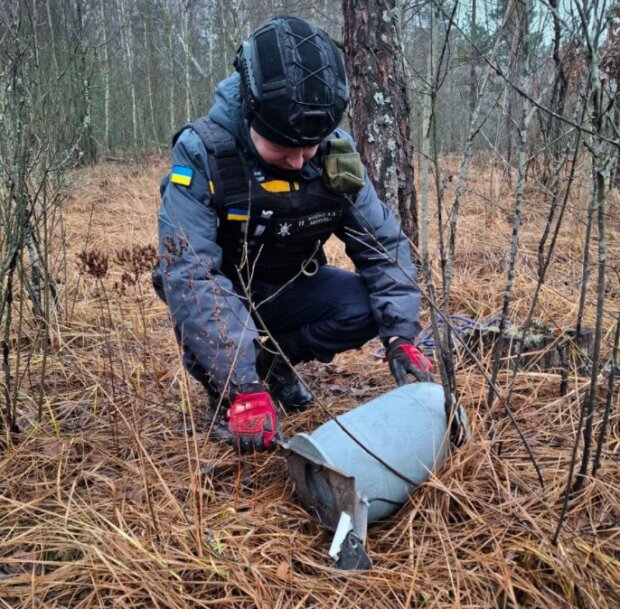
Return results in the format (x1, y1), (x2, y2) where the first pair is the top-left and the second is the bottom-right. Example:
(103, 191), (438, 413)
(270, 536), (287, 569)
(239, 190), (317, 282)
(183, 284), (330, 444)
(170, 165), (193, 187)
(227, 208), (249, 221)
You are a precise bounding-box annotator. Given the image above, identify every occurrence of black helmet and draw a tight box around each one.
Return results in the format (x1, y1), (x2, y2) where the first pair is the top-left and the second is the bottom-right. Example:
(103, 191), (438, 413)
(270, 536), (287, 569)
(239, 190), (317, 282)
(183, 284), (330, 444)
(234, 16), (349, 147)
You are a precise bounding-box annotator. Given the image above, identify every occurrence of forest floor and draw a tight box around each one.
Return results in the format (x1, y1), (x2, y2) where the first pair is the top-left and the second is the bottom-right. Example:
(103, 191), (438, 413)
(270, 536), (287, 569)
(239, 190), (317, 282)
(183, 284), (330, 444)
(1, 155), (619, 608)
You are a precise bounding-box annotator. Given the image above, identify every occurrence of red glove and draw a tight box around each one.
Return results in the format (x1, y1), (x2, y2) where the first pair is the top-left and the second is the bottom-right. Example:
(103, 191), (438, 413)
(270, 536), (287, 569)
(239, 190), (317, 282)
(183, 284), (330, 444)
(227, 389), (279, 453)
(385, 337), (434, 386)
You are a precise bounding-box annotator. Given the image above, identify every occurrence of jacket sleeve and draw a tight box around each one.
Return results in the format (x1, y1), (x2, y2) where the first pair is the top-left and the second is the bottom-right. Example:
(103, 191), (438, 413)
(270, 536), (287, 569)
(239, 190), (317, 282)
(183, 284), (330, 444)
(154, 129), (260, 395)
(334, 137), (422, 342)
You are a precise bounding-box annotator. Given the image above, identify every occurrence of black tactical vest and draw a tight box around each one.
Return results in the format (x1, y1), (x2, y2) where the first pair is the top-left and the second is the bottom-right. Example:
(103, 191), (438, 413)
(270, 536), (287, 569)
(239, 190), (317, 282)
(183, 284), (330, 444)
(173, 118), (350, 285)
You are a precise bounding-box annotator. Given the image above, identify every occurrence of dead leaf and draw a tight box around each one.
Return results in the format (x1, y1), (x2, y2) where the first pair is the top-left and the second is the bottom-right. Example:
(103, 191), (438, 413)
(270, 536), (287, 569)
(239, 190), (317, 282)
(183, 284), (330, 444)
(276, 561), (290, 580)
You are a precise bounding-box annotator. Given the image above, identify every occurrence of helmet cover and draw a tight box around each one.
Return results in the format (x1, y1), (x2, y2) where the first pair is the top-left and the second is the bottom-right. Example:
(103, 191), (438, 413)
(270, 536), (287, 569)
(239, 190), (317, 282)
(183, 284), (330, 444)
(235, 16), (349, 147)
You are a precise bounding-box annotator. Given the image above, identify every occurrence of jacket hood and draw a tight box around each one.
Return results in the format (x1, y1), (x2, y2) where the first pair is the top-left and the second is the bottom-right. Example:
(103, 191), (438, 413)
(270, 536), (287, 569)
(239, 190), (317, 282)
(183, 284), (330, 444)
(207, 73), (252, 151)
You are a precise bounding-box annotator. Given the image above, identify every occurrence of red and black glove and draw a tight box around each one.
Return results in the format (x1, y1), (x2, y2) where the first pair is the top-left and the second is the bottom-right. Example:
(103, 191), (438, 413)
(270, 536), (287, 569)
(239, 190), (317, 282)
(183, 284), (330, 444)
(385, 337), (434, 386)
(227, 387), (279, 453)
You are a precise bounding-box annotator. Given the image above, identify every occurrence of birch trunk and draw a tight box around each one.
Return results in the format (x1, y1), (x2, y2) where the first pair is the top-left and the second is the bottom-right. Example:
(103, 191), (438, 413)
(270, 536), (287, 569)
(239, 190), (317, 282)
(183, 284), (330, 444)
(182, 10), (192, 122)
(99, 0), (110, 152)
(45, 0), (60, 79)
(119, 0), (138, 148)
(143, 10), (160, 151)
(75, 0), (97, 164)
(165, 2), (176, 137)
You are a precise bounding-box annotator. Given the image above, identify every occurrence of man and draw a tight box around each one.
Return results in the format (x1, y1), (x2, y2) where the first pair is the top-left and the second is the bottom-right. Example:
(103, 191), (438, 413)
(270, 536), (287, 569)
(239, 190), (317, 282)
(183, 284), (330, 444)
(153, 16), (433, 453)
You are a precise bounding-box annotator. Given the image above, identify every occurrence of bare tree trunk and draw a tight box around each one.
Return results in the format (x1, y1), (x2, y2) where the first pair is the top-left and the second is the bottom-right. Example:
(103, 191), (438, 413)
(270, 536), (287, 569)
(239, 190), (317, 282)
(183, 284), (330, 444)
(604, 4), (620, 188)
(99, 0), (110, 153)
(487, 0), (532, 408)
(165, 2), (176, 136)
(552, 0), (616, 542)
(537, 0), (570, 276)
(207, 12), (215, 93)
(143, 8), (160, 151)
(342, 0), (418, 245)
(419, 3), (453, 412)
(182, 9), (192, 122)
(469, 0), (478, 114)
(45, 0), (60, 79)
(574, 83), (609, 492)
(220, 1), (242, 72)
(447, 27), (506, 298)
(119, 0), (138, 148)
(75, 0), (97, 165)
(503, 0), (527, 182)
(0, 1), (70, 438)
(613, 95), (620, 188)
(218, 1), (230, 72)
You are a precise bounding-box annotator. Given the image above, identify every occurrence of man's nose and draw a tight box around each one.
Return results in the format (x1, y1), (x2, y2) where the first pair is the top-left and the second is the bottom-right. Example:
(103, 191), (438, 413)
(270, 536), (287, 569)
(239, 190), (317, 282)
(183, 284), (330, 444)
(285, 150), (304, 170)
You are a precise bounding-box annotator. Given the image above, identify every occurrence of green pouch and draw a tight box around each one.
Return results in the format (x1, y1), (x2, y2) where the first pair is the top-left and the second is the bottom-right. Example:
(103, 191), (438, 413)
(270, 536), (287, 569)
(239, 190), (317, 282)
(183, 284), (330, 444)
(323, 138), (365, 194)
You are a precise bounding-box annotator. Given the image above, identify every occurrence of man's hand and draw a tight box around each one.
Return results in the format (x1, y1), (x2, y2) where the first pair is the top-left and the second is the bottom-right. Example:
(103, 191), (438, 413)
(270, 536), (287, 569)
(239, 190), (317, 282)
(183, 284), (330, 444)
(227, 388), (279, 453)
(385, 337), (434, 386)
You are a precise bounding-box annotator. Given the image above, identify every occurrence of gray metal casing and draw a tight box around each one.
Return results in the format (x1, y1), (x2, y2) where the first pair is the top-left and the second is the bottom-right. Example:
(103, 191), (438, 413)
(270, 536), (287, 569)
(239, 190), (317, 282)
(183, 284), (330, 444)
(284, 383), (449, 530)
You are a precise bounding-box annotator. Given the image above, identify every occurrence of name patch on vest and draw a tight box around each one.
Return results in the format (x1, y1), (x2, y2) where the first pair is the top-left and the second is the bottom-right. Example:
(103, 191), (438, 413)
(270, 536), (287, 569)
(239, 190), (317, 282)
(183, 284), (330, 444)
(273, 211), (340, 238)
(297, 210), (340, 229)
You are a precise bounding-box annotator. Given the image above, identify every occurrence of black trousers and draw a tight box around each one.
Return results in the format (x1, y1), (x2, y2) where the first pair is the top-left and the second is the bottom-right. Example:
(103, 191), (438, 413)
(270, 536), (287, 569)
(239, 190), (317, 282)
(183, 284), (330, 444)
(181, 265), (378, 391)
(249, 265), (378, 362)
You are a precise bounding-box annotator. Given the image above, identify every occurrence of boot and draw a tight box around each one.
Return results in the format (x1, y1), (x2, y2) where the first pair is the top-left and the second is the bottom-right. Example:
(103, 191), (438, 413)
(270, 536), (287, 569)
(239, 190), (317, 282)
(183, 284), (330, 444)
(195, 380), (234, 444)
(178, 399), (233, 444)
(256, 340), (314, 413)
(205, 412), (235, 443)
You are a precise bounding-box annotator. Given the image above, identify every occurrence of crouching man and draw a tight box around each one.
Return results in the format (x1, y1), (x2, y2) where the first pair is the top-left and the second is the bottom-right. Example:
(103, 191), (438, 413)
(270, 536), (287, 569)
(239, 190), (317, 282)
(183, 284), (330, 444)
(153, 16), (432, 453)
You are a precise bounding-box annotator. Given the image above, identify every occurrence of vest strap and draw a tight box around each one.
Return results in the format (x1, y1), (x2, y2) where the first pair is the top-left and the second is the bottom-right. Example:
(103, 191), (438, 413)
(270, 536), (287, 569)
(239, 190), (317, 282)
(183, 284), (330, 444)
(173, 117), (248, 209)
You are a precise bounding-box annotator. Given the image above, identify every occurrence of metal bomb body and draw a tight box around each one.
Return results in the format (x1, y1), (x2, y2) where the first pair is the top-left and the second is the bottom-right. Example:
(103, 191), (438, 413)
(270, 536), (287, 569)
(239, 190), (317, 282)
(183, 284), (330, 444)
(281, 382), (450, 568)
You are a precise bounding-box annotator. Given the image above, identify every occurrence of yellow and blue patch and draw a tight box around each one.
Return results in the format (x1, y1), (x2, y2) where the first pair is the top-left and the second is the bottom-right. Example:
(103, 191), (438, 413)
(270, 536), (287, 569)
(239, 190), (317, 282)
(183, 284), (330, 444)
(170, 165), (193, 187)
(227, 208), (249, 221)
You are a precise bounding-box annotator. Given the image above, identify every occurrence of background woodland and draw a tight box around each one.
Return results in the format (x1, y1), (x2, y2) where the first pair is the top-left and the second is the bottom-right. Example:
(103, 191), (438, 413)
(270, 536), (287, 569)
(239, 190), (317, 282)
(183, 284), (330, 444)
(1, 1), (619, 608)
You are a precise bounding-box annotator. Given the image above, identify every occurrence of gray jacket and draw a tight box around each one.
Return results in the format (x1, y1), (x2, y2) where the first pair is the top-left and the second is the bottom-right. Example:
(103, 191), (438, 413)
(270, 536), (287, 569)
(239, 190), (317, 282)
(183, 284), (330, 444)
(153, 73), (422, 396)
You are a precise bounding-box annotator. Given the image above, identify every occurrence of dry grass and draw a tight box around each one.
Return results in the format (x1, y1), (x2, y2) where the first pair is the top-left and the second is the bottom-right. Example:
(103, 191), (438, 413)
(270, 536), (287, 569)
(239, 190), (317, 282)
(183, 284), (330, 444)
(1, 157), (619, 608)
